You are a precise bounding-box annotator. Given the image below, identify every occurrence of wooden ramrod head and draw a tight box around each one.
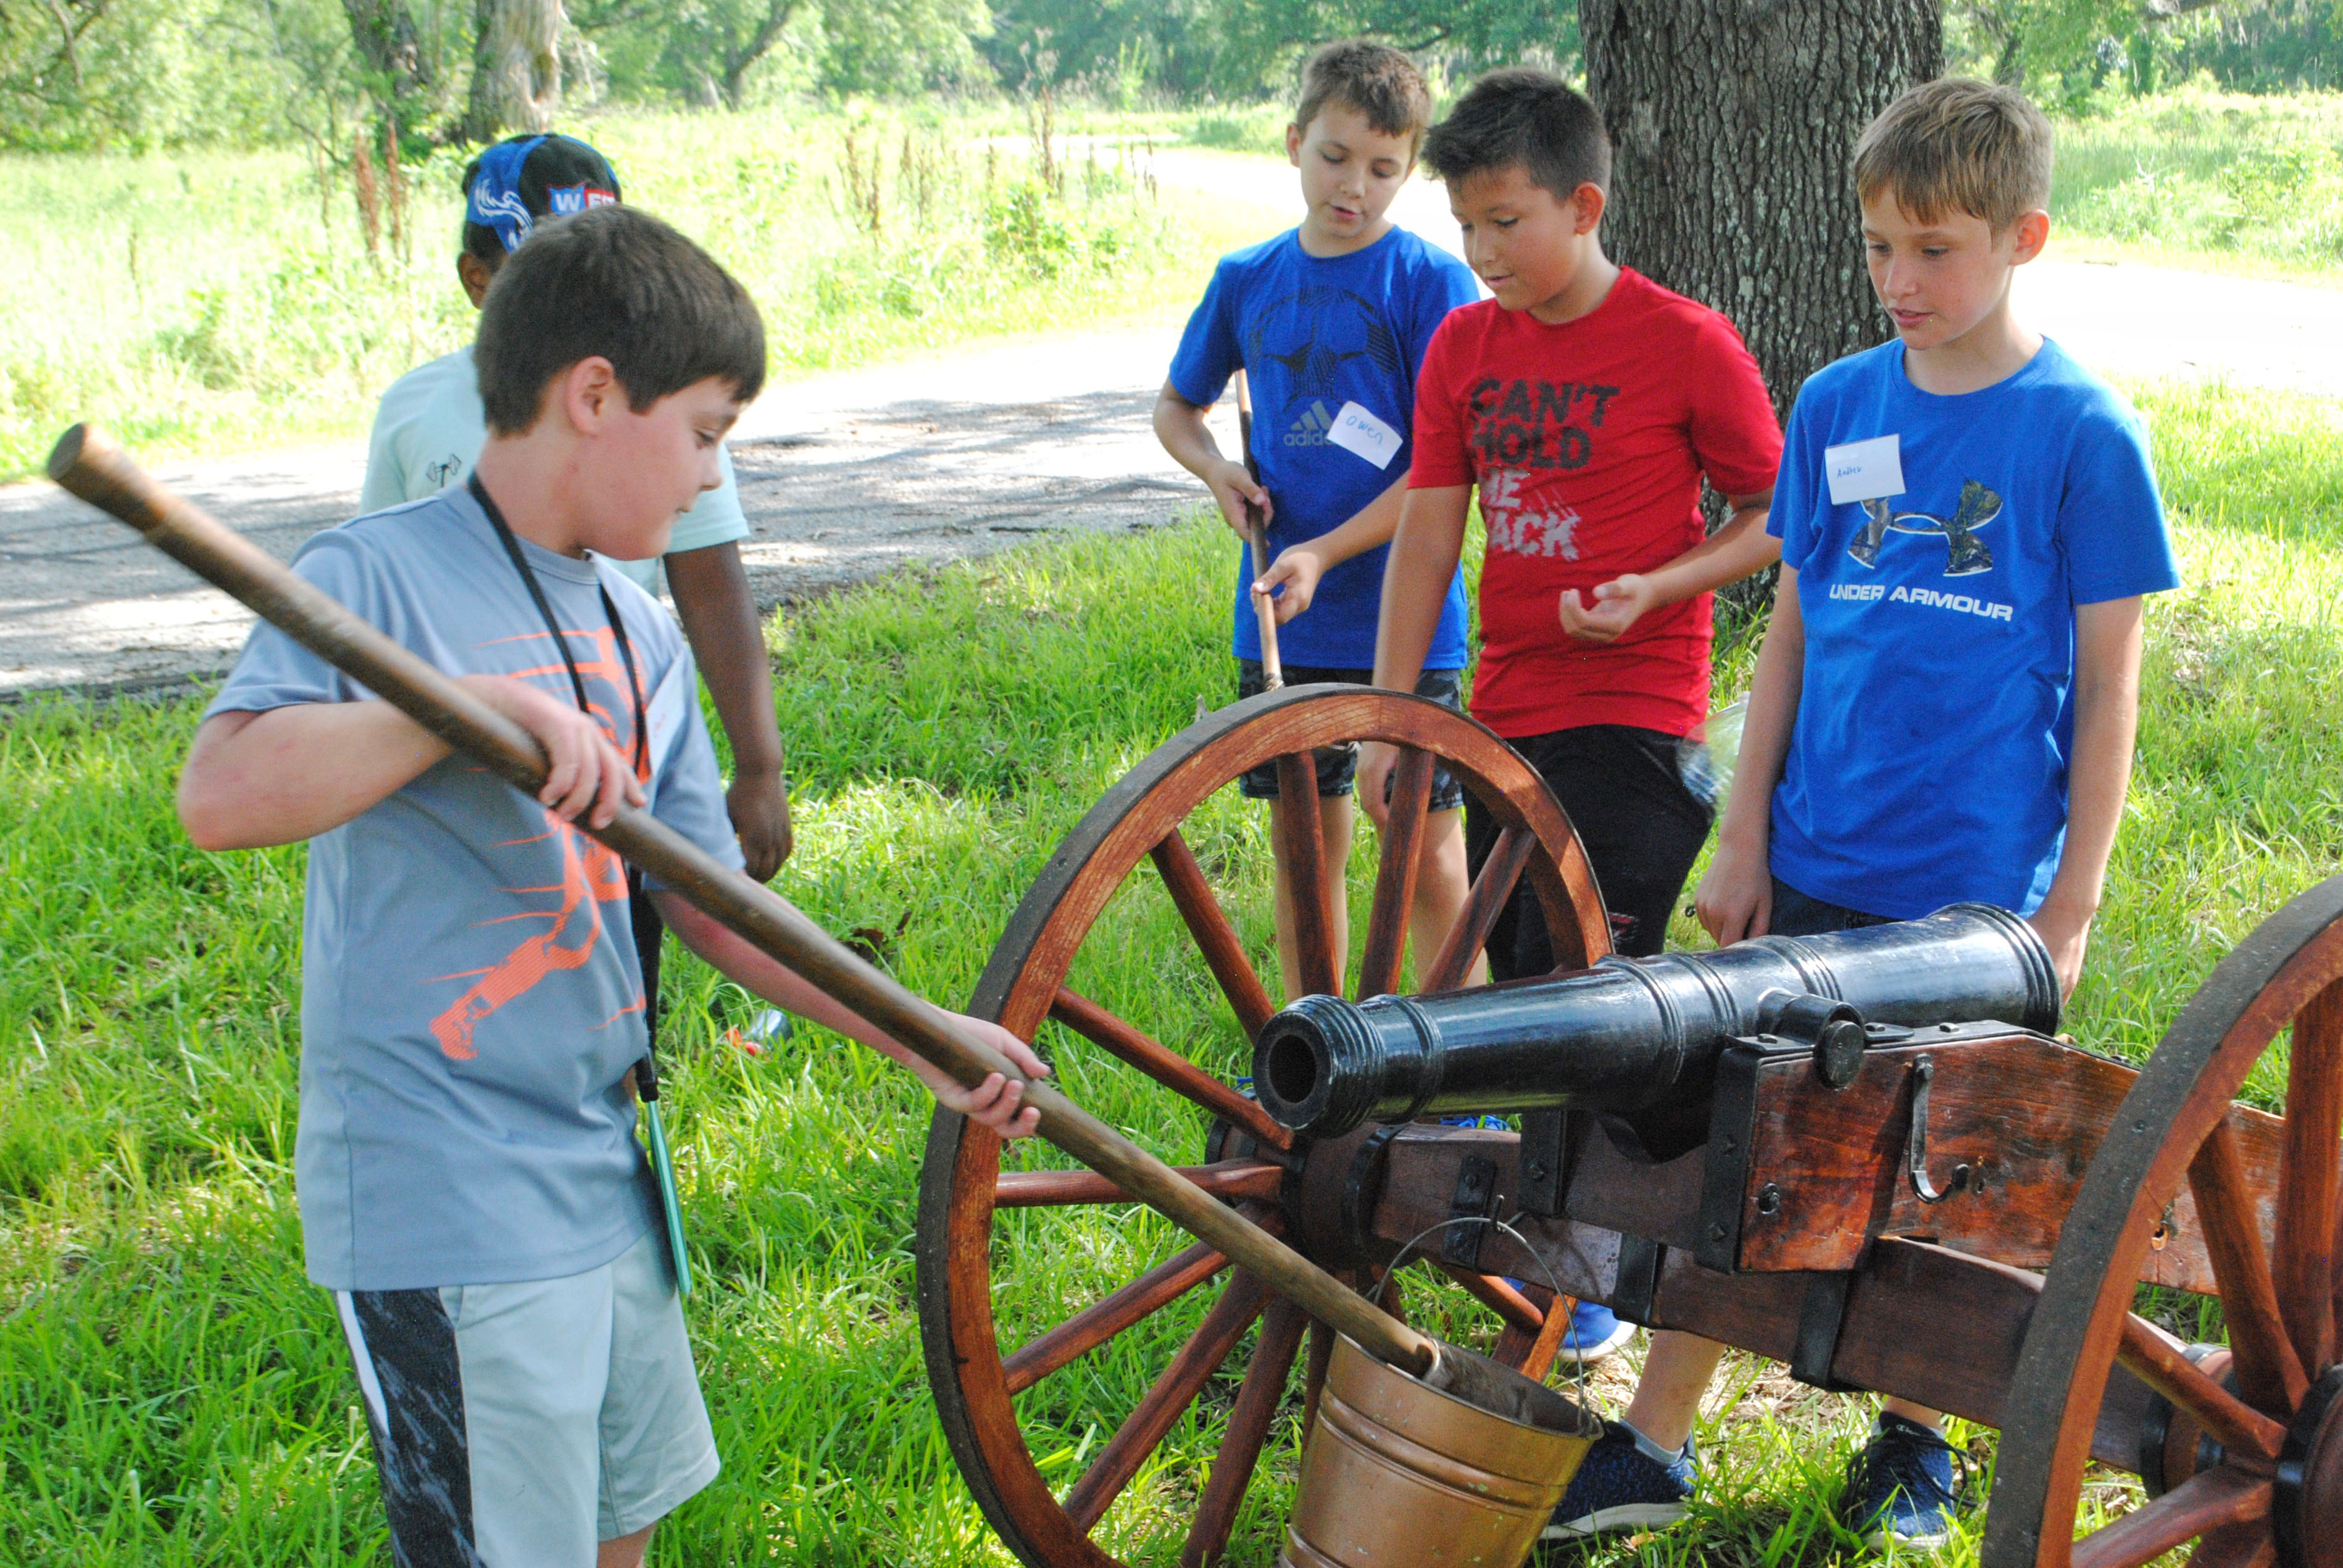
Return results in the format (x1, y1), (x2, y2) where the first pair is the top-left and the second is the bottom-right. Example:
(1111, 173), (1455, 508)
(1252, 904), (2062, 1142)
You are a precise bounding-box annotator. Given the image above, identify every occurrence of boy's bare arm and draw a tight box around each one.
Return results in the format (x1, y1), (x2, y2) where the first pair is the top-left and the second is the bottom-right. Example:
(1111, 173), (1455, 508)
(1694, 565), (1807, 945)
(651, 892), (1047, 1138)
(1559, 490), (1778, 644)
(2029, 596), (2146, 998)
(1251, 472), (1409, 624)
(1153, 381), (1271, 537)
(664, 541), (791, 881)
(178, 676), (644, 850)
(1354, 484), (1471, 827)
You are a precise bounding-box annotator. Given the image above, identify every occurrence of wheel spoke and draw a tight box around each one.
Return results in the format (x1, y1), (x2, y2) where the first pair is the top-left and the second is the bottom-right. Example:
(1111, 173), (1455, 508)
(1357, 747), (1435, 1000)
(1050, 987), (1293, 1151)
(2187, 1522), (2276, 1568)
(1271, 754), (1342, 999)
(1150, 829), (1276, 1040)
(1003, 1242), (1229, 1395)
(2116, 1314), (2286, 1464)
(1492, 1285), (1578, 1383)
(2071, 1466), (2271, 1568)
(2276, 980), (2343, 1372)
(1179, 1296), (1309, 1568)
(1431, 1260), (1546, 1335)
(2189, 1121), (2311, 1411)
(1300, 1318), (1334, 1437)
(1421, 824), (1530, 993)
(1062, 1269), (1272, 1533)
(994, 1159), (1285, 1210)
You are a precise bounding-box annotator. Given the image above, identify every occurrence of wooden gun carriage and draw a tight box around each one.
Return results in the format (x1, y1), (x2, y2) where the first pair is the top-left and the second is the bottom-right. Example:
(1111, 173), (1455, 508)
(44, 432), (2339, 1568)
(916, 684), (2343, 1568)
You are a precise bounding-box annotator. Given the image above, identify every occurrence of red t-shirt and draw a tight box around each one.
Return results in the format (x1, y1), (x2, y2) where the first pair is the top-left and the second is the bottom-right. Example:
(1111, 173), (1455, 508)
(1410, 268), (1783, 740)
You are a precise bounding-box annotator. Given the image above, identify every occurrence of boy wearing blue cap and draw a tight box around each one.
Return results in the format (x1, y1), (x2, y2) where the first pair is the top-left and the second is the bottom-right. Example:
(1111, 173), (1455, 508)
(363, 133), (792, 884)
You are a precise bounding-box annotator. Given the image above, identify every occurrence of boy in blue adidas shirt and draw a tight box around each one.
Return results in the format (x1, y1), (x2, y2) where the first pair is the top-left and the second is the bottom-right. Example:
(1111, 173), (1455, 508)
(1548, 79), (2181, 1553)
(1154, 38), (1482, 1001)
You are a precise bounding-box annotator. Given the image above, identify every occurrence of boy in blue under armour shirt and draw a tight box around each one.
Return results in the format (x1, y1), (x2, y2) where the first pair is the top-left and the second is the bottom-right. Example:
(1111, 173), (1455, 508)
(1546, 79), (2181, 1552)
(1153, 39), (1482, 1003)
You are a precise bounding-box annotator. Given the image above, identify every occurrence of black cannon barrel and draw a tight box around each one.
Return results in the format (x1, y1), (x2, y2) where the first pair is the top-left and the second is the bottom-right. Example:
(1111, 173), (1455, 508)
(1252, 904), (2059, 1140)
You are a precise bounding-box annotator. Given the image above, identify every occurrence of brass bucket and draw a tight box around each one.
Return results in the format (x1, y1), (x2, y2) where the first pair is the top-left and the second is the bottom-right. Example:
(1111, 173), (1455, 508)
(1280, 1335), (1597, 1568)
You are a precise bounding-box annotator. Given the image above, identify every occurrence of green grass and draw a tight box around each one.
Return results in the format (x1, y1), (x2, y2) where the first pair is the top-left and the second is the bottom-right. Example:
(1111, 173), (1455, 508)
(3, 376), (2340, 1564)
(2049, 84), (2343, 282)
(0, 103), (1276, 483)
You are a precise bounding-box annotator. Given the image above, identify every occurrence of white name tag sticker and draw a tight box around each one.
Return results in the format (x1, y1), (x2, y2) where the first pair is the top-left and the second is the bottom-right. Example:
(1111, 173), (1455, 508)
(643, 651), (694, 780)
(1825, 434), (1905, 505)
(1326, 401), (1405, 470)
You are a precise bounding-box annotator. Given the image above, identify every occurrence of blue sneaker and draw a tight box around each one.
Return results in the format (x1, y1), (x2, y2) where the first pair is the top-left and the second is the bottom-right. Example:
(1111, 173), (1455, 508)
(1542, 1419), (1696, 1540)
(1555, 1299), (1633, 1365)
(1842, 1414), (1966, 1548)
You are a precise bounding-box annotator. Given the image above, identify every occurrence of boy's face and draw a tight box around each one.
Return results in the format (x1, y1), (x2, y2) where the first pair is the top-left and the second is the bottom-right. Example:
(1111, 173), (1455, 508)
(1860, 191), (2050, 355)
(565, 366), (742, 558)
(1286, 101), (1415, 254)
(1449, 165), (1605, 321)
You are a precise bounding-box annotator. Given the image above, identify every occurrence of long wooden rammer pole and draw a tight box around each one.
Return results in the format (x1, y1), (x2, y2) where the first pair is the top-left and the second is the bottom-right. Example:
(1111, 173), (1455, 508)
(47, 424), (1438, 1379)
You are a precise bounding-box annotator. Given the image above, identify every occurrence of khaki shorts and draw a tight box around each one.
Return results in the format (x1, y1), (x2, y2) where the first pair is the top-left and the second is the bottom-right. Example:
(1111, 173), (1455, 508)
(335, 1227), (718, 1564)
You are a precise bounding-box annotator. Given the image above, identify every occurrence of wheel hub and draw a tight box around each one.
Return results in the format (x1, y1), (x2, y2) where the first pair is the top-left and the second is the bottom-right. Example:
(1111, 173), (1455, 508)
(2276, 1364), (2343, 1568)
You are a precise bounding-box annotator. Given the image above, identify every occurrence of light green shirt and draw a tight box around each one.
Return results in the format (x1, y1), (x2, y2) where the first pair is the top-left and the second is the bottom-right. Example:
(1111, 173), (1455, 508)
(360, 345), (752, 593)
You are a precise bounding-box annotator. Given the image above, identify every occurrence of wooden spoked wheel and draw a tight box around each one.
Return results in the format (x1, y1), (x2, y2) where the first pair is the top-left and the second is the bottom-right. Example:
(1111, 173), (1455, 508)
(1986, 873), (2343, 1568)
(913, 685), (1608, 1568)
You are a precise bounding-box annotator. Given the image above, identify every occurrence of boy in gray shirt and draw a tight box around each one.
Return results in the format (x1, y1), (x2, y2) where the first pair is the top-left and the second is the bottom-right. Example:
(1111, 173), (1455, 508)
(180, 205), (1044, 1568)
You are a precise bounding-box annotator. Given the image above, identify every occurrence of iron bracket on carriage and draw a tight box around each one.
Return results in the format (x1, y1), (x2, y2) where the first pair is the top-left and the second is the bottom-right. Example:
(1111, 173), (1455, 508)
(912, 682), (2343, 1568)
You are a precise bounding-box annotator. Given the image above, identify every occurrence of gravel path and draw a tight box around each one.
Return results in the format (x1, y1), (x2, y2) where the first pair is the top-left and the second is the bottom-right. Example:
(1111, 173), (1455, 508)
(6, 151), (2337, 697)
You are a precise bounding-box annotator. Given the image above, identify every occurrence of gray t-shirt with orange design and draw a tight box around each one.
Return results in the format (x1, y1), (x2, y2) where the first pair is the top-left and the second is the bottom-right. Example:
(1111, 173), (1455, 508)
(207, 484), (745, 1291)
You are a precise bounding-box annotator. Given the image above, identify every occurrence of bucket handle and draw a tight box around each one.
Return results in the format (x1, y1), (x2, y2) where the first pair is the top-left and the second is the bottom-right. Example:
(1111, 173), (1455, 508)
(1370, 1212), (1607, 1423)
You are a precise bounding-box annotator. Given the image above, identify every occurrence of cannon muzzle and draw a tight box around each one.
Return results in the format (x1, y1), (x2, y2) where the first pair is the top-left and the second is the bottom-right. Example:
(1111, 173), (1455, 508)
(1253, 904), (2059, 1140)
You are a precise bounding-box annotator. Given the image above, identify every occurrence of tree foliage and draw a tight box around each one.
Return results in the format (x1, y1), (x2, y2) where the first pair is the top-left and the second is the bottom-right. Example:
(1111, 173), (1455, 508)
(1205, 0), (1580, 97)
(13, 0), (2343, 154)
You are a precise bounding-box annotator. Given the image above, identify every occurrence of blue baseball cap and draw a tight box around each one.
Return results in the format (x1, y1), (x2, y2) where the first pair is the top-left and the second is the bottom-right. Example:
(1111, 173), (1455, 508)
(462, 133), (622, 253)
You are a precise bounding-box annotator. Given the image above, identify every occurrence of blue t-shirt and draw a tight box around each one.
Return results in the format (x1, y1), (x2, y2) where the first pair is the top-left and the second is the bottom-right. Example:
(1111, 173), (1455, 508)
(1767, 338), (2180, 919)
(1168, 226), (1478, 669)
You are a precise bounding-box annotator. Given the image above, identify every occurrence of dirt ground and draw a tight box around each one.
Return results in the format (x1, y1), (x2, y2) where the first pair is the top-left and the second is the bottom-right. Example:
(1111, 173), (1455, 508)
(6, 151), (2337, 698)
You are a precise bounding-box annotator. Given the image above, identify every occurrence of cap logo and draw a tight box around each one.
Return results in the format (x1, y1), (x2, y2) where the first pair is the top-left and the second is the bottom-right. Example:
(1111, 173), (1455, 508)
(548, 183), (618, 215)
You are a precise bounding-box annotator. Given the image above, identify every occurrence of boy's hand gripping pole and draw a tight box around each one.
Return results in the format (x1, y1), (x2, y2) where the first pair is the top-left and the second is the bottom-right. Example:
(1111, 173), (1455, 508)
(45, 423), (1437, 1382)
(1234, 372), (1281, 689)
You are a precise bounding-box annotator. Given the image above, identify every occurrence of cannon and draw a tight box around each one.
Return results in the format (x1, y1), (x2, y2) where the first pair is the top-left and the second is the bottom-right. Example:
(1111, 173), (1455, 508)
(50, 431), (2343, 1568)
(1251, 903), (2062, 1143)
(917, 683), (2343, 1568)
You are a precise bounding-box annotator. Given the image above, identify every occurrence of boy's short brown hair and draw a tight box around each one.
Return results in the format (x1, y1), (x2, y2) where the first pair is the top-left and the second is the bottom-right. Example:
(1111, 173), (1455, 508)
(475, 205), (766, 436)
(1293, 38), (1433, 148)
(1852, 77), (2054, 230)
(1418, 68), (1610, 201)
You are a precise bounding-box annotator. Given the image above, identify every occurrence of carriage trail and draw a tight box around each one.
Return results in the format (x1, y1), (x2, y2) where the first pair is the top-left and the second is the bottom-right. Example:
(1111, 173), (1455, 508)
(4, 150), (2338, 698)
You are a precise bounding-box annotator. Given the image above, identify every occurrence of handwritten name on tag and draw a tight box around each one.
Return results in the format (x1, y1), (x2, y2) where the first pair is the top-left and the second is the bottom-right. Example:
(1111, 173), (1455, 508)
(1824, 434), (1905, 506)
(1326, 401), (1404, 470)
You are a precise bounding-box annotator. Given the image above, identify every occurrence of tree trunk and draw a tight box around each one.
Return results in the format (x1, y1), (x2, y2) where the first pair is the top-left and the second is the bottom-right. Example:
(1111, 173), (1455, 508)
(1582, 0), (1942, 621)
(343, 0), (440, 125)
(463, 0), (565, 142)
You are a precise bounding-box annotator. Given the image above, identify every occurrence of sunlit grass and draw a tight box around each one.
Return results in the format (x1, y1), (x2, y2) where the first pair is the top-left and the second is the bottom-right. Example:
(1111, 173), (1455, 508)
(0, 103), (1279, 482)
(2, 378), (2338, 1562)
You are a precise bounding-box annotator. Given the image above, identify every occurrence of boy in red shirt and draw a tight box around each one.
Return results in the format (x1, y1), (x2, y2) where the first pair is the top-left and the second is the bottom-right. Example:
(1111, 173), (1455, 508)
(1346, 65), (1783, 1432)
(1355, 68), (1782, 972)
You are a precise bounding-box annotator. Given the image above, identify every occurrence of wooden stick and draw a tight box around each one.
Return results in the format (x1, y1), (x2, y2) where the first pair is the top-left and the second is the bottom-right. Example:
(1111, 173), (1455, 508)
(1234, 371), (1281, 689)
(46, 422), (1438, 1381)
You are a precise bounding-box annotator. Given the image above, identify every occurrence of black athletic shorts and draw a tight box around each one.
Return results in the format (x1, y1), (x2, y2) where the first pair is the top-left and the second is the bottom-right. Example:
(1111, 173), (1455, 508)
(1233, 661), (1467, 812)
(1465, 723), (1717, 969)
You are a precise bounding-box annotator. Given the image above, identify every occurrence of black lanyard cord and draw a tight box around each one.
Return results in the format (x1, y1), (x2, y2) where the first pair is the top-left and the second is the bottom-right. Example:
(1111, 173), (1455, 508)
(468, 473), (648, 776)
